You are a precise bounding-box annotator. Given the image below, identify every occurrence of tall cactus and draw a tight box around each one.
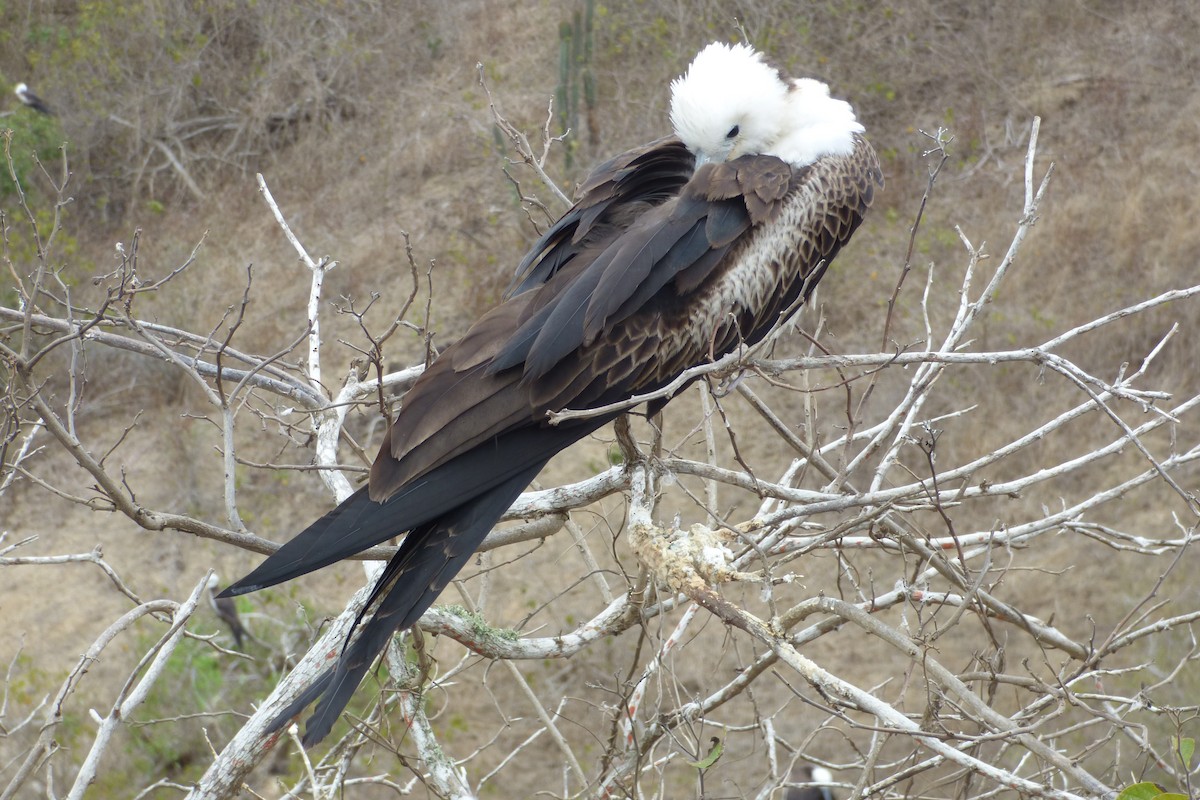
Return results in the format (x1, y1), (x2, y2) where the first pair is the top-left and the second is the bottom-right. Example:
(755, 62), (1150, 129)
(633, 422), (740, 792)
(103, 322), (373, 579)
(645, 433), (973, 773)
(556, 0), (595, 170)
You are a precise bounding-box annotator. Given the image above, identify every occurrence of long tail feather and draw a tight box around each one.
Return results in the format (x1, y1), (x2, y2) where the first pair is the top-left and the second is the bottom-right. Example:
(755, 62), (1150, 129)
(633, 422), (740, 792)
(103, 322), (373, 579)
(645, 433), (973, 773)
(221, 420), (612, 598)
(268, 462), (545, 745)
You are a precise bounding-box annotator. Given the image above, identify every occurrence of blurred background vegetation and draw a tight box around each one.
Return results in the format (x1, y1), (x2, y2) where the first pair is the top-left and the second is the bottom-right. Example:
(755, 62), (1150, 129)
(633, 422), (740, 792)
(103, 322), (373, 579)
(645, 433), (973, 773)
(3, 0), (1199, 796)
(3, 1), (1197, 361)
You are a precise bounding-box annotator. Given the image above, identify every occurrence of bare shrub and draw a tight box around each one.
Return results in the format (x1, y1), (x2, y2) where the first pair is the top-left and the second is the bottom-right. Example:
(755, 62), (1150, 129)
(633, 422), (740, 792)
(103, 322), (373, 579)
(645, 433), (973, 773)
(3, 97), (1199, 800)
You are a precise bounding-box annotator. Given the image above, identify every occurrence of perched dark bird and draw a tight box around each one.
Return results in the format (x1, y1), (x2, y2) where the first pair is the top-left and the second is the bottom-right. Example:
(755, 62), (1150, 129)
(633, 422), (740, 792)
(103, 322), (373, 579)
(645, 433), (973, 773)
(786, 764), (836, 800)
(223, 41), (882, 745)
(13, 82), (53, 116)
(206, 573), (248, 650)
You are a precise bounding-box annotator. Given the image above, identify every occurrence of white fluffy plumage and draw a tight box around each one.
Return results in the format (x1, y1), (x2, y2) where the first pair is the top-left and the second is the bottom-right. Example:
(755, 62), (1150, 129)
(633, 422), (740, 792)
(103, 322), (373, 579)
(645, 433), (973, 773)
(669, 42), (863, 169)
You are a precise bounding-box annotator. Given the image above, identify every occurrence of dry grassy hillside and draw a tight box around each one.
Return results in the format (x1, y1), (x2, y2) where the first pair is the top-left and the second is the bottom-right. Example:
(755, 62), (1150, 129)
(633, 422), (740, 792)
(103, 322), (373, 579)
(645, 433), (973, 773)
(2, 2), (1199, 798)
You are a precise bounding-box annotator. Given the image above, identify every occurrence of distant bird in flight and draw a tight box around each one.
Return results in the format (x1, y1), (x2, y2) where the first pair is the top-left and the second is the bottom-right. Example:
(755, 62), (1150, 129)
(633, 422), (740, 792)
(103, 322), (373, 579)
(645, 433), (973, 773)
(206, 574), (249, 649)
(223, 41), (882, 745)
(13, 82), (53, 116)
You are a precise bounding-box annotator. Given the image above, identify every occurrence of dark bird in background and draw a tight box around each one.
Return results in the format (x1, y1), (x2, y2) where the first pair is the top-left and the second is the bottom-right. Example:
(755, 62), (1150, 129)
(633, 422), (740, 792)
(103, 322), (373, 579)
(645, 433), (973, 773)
(222, 41), (882, 745)
(786, 764), (836, 800)
(13, 82), (54, 116)
(206, 573), (248, 650)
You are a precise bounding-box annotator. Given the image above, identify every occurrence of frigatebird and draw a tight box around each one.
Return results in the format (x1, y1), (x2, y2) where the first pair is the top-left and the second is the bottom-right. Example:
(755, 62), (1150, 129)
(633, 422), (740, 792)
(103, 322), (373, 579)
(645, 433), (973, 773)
(223, 41), (882, 745)
(13, 83), (53, 116)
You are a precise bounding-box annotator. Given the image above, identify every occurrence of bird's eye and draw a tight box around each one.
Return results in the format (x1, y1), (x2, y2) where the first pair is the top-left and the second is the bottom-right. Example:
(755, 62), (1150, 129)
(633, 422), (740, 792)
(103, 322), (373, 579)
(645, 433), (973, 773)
(726, 125), (740, 139)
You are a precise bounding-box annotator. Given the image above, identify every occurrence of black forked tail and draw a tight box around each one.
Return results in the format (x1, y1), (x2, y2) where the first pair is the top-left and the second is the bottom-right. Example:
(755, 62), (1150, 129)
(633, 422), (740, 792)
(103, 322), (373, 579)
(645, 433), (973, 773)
(268, 461), (546, 745)
(220, 420), (614, 600)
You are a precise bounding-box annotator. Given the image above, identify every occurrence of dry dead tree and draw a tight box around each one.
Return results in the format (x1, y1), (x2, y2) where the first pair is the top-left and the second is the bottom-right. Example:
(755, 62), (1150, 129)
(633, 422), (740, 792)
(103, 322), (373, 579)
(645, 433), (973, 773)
(2, 116), (1199, 800)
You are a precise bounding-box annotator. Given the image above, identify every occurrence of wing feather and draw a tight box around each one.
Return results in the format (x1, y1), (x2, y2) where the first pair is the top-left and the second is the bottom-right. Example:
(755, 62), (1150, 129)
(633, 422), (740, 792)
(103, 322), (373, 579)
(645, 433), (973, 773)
(506, 137), (693, 296)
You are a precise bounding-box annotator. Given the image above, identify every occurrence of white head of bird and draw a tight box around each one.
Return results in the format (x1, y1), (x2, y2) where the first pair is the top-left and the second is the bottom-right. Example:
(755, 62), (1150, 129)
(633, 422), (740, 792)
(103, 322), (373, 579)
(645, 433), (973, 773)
(669, 42), (863, 169)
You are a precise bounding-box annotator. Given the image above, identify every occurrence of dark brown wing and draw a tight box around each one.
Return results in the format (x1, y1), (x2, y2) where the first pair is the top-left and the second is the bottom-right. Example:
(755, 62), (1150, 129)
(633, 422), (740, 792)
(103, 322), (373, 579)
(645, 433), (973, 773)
(223, 138), (697, 595)
(367, 137), (698, 496)
(506, 136), (694, 297)
(371, 152), (794, 487)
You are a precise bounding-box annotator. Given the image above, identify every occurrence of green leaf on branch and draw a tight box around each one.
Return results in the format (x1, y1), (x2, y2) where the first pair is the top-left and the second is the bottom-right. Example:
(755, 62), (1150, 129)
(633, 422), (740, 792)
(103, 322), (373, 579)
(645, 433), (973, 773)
(686, 737), (723, 770)
(1171, 735), (1194, 769)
